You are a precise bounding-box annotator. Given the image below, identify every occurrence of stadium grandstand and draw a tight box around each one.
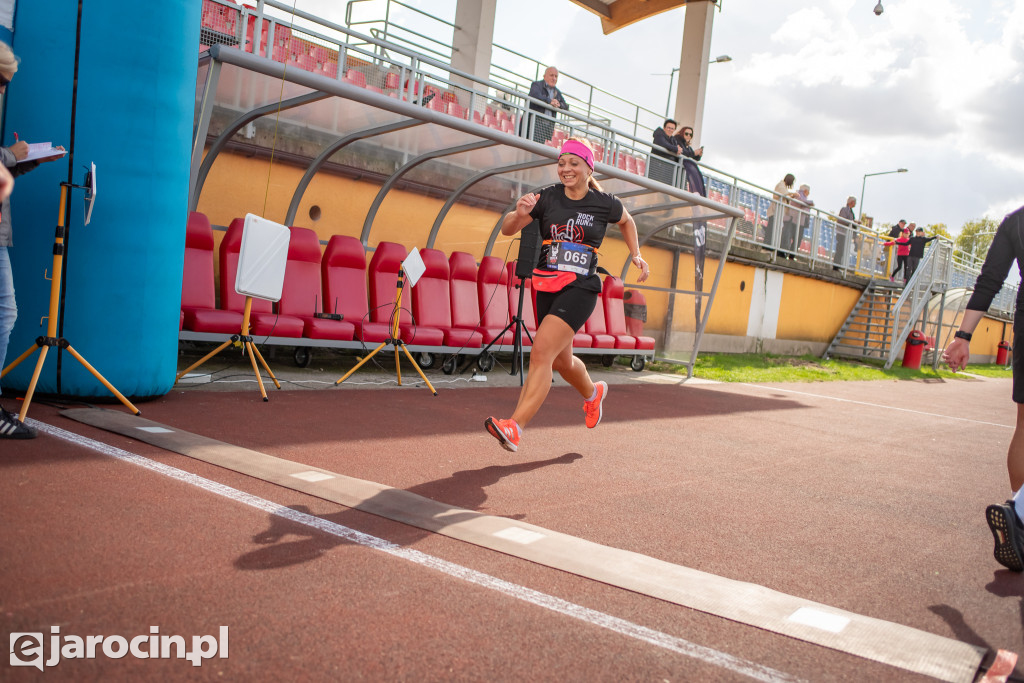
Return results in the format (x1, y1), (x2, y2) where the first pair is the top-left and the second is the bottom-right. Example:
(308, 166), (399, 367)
(1, 0), (1016, 402)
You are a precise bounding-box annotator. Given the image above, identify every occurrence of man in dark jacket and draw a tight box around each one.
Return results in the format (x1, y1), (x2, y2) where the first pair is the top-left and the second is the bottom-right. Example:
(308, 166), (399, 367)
(649, 119), (681, 184)
(526, 66), (568, 143)
(904, 225), (937, 280)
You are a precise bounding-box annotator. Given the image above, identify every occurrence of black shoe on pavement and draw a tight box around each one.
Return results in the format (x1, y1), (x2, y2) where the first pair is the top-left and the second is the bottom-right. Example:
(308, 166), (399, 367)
(985, 502), (1024, 572)
(0, 406), (37, 439)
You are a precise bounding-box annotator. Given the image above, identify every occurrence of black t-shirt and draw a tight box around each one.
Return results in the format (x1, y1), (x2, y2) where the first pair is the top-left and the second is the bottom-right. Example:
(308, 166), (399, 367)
(529, 184), (624, 292)
(888, 225), (904, 238)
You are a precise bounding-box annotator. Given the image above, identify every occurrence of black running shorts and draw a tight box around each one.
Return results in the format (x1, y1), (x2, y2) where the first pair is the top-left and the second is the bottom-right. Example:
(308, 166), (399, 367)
(535, 286), (599, 333)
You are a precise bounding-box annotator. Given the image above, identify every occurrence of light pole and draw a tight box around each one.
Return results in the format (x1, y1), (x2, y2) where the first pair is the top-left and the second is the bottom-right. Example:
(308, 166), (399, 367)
(859, 168), (908, 221)
(664, 67), (679, 117)
(661, 56), (731, 117)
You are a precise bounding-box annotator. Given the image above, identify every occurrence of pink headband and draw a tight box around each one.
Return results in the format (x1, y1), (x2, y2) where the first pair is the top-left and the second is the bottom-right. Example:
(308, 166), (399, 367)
(559, 140), (594, 170)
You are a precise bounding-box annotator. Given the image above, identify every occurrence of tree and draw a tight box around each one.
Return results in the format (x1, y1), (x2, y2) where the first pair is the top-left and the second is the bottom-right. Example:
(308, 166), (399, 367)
(955, 218), (1000, 264)
(925, 223), (952, 242)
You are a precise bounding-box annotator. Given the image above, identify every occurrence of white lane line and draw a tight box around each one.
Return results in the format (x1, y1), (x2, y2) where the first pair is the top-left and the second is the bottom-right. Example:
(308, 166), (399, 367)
(30, 418), (803, 683)
(733, 383), (1014, 429)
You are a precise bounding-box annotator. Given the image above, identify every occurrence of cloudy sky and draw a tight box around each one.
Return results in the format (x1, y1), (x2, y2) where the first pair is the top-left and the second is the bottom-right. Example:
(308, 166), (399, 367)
(302, 0), (1023, 234)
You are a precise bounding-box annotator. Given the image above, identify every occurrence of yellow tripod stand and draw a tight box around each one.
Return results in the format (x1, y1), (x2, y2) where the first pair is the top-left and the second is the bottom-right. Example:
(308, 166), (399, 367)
(336, 268), (436, 394)
(2, 182), (140, 420)
(174, 296), (281, 401)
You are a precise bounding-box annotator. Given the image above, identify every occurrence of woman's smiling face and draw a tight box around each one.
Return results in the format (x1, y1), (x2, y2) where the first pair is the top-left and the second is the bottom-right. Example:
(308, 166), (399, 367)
(558, 154), (589, 191)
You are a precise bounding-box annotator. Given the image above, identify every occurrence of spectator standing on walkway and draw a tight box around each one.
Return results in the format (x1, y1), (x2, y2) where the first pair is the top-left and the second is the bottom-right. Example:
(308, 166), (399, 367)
(883, 227), (911, 283)
(904, 226), (937, 281)
(675, 126), (706, 197)
(768, 174), (796, 256)
(649, 118), (681, 185)
(886, 219), (908, 278)
(784, 183), (813, 258)
(675, 125), (703, 162)
(888, 219), (907, 239)
(835, 196), (857, 271)
(943, 204), (1024, 572)
(527, 66), (568, 144)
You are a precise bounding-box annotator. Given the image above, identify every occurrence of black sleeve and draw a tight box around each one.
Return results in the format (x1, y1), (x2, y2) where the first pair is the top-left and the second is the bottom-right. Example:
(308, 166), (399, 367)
(529, 186), (551, 222)
(966, 212), (1022, 311)
(608, 195), (623, 225)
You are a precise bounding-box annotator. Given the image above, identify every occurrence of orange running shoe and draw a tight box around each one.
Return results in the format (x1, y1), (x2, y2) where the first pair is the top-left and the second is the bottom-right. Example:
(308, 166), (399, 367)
(485, 416), (520, 452)
(583, 381), (607, 429)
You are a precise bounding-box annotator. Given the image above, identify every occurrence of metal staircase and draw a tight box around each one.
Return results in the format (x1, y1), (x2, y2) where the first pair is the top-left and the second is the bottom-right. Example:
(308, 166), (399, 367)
(824, 241), (954, 368)
(823, 282), (902, 363)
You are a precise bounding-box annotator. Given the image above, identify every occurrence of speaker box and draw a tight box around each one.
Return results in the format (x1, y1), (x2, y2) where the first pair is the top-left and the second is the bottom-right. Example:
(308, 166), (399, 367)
(235, 214), (291, 302)
(516, 220), (543, 279)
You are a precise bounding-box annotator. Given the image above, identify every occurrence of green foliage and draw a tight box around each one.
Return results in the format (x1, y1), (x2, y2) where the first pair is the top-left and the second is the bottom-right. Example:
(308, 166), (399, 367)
(647, 353), (965, 383)
(954, 217), (1001, 261)
(926, 223), (952, 241)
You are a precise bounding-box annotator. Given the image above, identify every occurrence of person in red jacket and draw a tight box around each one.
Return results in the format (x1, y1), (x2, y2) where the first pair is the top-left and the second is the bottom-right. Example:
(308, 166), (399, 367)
(883, 226), (911, 283)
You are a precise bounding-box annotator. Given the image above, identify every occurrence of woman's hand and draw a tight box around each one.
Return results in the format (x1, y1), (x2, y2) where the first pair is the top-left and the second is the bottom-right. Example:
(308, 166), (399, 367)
(632, 253), (650, 283)
(515, 192), (539, 218)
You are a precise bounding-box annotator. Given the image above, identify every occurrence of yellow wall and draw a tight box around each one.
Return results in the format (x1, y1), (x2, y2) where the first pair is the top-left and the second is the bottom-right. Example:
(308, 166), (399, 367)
(972, 317), (1013, 358)
(776, 274), (861, 342)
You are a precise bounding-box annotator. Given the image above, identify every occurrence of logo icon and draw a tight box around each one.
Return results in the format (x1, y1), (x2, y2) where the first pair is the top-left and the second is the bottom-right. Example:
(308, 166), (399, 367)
(10, 632), (44, 671)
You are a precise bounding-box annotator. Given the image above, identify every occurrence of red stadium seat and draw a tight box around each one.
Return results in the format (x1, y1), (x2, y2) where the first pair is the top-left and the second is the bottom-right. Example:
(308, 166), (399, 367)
(599, 276), (637, 349)
(271, 44), (290, 62)
(368, 242), (444, 346)
(219, 218), (304, 337)
(308, 45), (333, 65)
(604, 277), (655, 350)
(414, 249), (482, 348)
(446, 102), (466, 119)
(572, 330), (594, 348)
(506, 263), (537, 347)
(321, 235), (392, 344)
(278, 227), (355, 341)
(344, 69), (367, 88)
(476, 256), (513, 345)
(448, 252), (485, 336)
(583, 279), (616, 349)
(180, 212), (244, 334)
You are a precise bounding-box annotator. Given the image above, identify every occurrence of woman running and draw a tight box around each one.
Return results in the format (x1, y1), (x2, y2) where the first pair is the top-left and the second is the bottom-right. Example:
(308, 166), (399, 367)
(485, 138), (649, 452)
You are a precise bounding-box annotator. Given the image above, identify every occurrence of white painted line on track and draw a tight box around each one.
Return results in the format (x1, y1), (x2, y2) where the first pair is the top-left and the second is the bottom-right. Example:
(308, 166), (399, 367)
(733, 383), (1014, 429)
(30, 418), (804, 683)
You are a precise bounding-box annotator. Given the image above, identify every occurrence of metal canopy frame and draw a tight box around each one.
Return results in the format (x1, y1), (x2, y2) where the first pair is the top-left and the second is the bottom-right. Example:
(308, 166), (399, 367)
(190, 45), (743, 370)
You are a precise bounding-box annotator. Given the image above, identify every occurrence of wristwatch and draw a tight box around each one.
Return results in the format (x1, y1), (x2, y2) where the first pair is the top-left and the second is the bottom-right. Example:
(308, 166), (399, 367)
(954, 330), (972, 342)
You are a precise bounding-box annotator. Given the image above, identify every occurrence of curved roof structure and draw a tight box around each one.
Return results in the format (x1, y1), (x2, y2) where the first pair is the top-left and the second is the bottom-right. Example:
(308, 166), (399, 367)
(568, 0), (692, 34)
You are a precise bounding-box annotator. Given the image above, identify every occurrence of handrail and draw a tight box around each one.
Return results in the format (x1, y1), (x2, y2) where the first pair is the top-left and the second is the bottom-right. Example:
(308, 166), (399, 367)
(884, 241), (945, 368)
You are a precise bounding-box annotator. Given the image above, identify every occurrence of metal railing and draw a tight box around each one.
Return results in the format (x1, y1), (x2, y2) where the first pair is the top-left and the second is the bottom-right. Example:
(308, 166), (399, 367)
(883, 241), (949, 368)
(201, 0), (1017, 318)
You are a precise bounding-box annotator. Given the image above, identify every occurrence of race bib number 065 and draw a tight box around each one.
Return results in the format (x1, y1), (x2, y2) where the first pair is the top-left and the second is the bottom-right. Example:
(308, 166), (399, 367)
(547, 242), (593, 276)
